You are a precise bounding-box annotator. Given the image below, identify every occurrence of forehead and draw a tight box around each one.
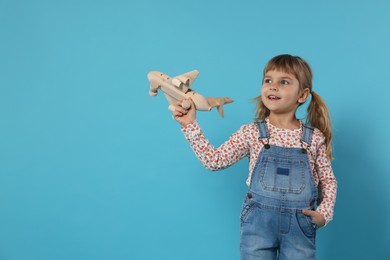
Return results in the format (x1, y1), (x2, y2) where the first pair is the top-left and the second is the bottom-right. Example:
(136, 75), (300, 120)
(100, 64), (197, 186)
(264, 69), (297, 80)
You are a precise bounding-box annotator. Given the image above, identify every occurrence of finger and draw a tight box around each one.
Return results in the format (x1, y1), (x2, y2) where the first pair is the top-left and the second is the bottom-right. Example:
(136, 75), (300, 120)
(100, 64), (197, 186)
(173, 106), (185, 115)
(173, 113), (183, 120)
(175, 106), (188, 114)
(302, 209), (316, 217)
(173, 111), (184, 117)
(173, 113), (181, 119)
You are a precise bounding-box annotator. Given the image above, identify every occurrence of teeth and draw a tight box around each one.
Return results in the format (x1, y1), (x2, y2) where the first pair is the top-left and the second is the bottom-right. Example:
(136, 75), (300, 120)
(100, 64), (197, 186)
(268, 95), (280, 99)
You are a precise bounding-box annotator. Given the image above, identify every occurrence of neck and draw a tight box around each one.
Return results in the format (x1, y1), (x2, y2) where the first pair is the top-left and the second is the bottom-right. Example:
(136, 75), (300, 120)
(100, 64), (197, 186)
(268, 113), (300, 130)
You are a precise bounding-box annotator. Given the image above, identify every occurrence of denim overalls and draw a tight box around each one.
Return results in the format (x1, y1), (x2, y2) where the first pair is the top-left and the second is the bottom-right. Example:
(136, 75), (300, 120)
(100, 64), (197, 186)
(240, 120), (318, 260)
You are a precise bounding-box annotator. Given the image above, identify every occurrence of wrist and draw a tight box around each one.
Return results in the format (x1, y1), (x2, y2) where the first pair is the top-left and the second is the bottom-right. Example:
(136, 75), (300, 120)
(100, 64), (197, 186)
(181, 120), (197, 129)
(182, 120), (195, 127)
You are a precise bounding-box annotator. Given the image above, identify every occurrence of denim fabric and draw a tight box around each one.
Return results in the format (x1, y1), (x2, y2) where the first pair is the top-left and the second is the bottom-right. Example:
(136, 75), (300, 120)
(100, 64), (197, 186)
(240, 121), (317, 260)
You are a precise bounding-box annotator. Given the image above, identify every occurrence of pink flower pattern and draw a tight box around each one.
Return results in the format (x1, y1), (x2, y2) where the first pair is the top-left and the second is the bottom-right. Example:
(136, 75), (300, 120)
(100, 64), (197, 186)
(181, 119), (337, 225)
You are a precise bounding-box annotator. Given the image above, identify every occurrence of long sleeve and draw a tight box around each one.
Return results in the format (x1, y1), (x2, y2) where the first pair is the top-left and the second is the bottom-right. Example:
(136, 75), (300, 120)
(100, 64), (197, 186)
(313, 137), (337, 225)
(181, 121), (250, 171)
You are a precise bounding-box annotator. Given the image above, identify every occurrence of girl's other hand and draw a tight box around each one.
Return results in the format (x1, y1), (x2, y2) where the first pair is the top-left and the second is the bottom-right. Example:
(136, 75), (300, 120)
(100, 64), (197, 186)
(173, 98), (196, 126)
(302, 209), (326, 228)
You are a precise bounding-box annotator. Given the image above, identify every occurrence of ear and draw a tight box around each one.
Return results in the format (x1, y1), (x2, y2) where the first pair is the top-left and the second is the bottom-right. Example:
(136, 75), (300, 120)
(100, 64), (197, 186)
(298, 88), (310, 104)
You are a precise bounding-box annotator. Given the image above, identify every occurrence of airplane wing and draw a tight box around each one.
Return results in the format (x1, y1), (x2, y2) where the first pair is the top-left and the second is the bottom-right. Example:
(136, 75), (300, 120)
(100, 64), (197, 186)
(173, 70), (199, 88)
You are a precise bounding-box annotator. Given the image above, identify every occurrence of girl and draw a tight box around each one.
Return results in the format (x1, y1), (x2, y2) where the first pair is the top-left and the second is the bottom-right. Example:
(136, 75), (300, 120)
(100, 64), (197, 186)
(173, 54), (337, 260)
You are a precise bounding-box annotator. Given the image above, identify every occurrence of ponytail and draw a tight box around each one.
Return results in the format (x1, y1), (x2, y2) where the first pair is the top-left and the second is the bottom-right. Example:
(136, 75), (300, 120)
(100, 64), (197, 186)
(253, 96), (270, 120)
(307, 91), (333, 160)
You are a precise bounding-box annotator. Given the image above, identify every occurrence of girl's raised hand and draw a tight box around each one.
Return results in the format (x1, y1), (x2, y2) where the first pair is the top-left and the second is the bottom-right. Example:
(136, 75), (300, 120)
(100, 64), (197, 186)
(173, 98), (196, 126)
(302, 209), (326, 228)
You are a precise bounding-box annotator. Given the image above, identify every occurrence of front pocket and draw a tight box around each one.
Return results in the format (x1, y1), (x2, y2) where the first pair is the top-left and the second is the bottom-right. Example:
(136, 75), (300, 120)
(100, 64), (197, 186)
(296, 211), (317, 238)
(240, 200), (256, 224)
(259, 157), (306, 194)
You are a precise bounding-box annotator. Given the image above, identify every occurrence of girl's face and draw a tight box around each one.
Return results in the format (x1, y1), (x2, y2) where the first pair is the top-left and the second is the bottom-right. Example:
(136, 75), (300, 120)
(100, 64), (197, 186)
(261, 69), (309, 116)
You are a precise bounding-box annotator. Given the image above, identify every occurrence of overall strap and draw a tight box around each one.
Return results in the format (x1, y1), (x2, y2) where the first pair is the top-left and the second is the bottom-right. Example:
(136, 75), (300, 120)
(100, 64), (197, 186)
(255, 120), (270, 139)
(301, 124), (314, 147)
(256, 120), (314, 147)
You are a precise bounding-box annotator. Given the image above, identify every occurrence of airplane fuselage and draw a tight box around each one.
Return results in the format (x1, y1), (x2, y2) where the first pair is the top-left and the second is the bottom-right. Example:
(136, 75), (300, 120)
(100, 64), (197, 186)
(148, 71), (212, 111)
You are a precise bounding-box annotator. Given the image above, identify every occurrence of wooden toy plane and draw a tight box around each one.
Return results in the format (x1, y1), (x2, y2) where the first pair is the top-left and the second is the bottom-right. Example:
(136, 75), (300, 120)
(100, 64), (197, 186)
(147, 70), (233, 117)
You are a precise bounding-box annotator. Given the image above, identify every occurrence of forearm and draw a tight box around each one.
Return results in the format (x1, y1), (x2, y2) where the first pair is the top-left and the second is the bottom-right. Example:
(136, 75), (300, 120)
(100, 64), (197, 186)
(316, 167), (337, 225)
(181, 121), (248, 171)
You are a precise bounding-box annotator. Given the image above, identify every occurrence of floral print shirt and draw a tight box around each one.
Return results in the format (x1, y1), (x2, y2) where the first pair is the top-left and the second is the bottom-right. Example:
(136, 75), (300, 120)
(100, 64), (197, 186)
(181, 118), (337, 225)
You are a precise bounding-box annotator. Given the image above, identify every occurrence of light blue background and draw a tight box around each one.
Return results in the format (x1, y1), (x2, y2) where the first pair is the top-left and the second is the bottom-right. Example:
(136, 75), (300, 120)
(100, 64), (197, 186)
(1, 0), (389, 259)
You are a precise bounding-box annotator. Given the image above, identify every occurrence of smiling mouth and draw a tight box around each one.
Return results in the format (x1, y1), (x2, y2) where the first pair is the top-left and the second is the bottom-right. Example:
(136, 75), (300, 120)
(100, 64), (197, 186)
(268, 95), (281, 100)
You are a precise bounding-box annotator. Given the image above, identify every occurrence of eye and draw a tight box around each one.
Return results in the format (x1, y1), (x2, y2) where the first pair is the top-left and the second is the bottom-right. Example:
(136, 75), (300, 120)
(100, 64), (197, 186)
(264, 78), (272, 84)
(280, 80), (289, 85)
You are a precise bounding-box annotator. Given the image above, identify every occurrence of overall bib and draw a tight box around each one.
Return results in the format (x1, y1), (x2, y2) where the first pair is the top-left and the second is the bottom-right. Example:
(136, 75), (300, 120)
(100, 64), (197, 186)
(240, 120), (318, 260)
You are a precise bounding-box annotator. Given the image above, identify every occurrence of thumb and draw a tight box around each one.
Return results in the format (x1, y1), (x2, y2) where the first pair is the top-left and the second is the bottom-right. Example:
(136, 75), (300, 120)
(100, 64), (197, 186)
(187, 97), (196, 108)
(185, 98), (196, 113)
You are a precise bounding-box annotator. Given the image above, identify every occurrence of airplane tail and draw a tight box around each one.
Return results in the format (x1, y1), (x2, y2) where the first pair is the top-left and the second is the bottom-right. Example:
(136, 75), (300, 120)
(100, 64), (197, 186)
(206, 97), (234, 118)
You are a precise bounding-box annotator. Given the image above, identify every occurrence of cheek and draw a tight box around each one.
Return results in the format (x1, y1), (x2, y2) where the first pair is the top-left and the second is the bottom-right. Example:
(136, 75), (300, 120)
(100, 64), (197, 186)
(260, 85), (266, 96)
(260, 91), (267, 103)
(261, 96), (268, 105)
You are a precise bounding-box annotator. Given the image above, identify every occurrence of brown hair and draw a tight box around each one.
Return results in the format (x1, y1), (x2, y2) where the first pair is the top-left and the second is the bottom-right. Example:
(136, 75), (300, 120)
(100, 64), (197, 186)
(254, 54), (333, 160)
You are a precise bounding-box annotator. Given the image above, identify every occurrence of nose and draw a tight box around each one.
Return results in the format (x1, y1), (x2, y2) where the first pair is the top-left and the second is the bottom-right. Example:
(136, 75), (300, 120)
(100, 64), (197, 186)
(269, 83), (278, 91)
